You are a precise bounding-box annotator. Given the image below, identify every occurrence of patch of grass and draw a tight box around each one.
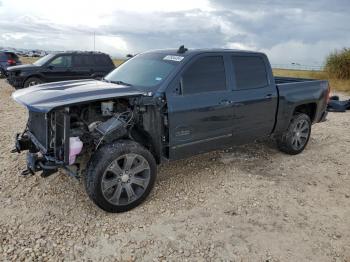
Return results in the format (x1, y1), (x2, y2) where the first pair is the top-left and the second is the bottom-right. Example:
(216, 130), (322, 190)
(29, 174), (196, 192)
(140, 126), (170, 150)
(19, 56), (38, 64)
(325, 48), (350, 79)
(273, 68), (350, 93)
(113, 59), (125, 66)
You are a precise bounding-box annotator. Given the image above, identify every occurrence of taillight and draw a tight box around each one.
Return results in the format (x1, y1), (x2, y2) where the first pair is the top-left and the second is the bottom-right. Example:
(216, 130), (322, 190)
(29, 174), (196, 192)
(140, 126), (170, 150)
(7, 59), (16, 65)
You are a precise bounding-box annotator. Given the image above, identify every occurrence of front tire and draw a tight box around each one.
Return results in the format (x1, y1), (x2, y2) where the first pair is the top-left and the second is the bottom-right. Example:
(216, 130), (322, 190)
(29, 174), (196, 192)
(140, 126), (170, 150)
(276, 113), (311, 155)
(85, 140), (157, 213)
(24, 77), (43, 88)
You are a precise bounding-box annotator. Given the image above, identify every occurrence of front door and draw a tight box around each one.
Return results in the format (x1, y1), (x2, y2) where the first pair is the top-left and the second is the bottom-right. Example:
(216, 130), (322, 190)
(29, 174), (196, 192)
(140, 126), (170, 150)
(167, 55), (234, 160)
(42, 55), (74, 82)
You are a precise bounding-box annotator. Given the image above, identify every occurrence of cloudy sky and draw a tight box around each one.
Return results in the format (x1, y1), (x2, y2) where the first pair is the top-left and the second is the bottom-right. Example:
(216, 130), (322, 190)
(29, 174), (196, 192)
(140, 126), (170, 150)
(0, 0), (349, 65)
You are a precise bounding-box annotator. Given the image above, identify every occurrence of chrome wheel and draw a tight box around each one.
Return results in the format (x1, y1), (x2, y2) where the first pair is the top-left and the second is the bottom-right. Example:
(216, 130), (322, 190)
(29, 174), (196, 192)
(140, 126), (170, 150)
(291, 119), (310, 150)
(28, 81), (38, 86)
(101, 153), (151, 206)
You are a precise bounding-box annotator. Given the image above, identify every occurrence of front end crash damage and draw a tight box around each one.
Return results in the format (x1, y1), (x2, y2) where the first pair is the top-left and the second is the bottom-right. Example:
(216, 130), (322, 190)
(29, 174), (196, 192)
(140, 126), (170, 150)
(13, 96), (156, 178)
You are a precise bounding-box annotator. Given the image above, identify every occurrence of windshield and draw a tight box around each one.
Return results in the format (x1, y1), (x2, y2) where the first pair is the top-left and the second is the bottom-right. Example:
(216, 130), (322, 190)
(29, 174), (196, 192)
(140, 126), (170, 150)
(33, 54), (55, 66)
(104, 53), (182, 89)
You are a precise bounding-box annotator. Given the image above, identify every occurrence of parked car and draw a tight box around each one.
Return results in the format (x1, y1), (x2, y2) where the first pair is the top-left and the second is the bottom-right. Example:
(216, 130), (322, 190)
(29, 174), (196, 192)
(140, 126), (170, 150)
(6, 51), (115, 88)
(0, 51), (21, 78)
(12, 47), (329, 212)
(27, 51), (41, 57)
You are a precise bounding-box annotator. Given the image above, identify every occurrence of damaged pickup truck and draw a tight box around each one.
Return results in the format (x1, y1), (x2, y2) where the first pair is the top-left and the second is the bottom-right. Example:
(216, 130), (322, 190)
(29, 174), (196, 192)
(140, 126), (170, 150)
(12, 47), (330, 212)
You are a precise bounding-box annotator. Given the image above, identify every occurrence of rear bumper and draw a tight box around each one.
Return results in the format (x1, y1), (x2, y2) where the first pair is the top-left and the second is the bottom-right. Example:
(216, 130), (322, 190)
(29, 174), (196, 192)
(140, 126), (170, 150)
(319, 111), (328, 122)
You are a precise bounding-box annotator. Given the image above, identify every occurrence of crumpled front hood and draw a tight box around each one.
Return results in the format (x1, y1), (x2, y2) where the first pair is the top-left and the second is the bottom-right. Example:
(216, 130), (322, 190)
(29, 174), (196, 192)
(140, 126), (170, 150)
(12, 79), (147, 113)
(7, 64), (37, 71)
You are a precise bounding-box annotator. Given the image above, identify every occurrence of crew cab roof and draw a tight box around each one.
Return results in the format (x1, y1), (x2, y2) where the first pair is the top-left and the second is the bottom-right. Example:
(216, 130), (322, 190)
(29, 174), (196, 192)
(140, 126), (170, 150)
(143, 48), (264, 57)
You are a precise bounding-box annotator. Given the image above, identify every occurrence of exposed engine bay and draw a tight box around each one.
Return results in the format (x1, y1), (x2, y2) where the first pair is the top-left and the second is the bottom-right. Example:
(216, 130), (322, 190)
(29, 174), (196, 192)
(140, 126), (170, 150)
(68, 98), (133, 148)
(15, 96), (165, 178)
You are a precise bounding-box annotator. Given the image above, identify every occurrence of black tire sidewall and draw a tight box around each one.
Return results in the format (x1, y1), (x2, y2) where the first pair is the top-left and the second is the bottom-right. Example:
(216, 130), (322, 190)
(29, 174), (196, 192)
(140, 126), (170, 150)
(277, 113), (311, 155)
(85, 140), (157, 213)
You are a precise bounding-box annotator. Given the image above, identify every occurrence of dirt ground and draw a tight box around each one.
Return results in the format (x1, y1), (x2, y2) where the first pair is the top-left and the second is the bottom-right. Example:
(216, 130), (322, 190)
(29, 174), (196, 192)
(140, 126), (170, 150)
(0, 79), (349, 262)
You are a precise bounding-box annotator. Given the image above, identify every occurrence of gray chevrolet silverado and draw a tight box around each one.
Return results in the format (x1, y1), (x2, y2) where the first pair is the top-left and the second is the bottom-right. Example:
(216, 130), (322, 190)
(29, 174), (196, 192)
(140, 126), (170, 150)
(12, 46), (329, 212)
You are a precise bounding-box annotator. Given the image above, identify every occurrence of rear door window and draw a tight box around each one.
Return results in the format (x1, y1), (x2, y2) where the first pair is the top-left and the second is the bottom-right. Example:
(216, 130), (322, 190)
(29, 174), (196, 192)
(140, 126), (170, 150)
(182, 56), (226, 95)
(231, 56), (268, 89)
(73, 55), (94, 67)
(85, 55), (95, 66)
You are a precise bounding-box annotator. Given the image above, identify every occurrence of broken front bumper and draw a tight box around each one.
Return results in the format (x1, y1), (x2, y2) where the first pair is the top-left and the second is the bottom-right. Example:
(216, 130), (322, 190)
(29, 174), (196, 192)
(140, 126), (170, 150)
(13, 132), (61, 176)
(319, 111), (328, 122)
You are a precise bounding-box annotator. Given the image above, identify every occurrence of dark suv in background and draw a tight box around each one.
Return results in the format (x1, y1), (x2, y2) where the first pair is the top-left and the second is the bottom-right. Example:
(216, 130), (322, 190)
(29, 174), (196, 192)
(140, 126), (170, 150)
(6, 51), (115, 89)
(0, 51), (21, 78)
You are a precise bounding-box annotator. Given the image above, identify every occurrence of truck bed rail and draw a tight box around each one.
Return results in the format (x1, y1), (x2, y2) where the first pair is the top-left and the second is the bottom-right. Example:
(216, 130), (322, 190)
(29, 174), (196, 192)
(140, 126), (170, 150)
(274, 76), (318, 84)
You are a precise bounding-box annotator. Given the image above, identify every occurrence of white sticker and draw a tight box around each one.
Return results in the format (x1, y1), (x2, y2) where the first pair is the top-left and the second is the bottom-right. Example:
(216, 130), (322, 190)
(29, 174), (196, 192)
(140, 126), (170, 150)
(155, 77), (162, 81)
(163, 55), (184, 62)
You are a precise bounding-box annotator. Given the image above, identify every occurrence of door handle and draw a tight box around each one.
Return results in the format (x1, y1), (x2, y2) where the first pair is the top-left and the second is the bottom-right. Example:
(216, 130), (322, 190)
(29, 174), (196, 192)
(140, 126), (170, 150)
(219, 99), (232, 105)
(265, 94), (273, 99)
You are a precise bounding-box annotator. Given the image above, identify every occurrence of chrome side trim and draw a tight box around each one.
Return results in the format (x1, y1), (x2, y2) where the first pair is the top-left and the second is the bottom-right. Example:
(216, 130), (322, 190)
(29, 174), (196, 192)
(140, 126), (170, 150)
(171, 133), (232, 149)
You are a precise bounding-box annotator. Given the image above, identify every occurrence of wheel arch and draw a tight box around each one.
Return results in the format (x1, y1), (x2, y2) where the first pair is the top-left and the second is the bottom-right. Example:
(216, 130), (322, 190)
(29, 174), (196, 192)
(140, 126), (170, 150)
(293, 103), (317, 122)
(130, 127), (161, 164)
(23, 74), (44, 84)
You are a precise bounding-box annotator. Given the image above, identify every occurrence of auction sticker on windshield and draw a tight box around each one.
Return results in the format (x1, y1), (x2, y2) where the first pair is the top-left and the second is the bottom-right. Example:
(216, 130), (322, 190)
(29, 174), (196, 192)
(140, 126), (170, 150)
(163, 55), (184, 62)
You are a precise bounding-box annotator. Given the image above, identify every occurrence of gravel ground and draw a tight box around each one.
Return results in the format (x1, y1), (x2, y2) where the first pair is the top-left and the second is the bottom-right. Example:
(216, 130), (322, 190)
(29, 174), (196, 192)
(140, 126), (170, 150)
(1, 79), (350, 261)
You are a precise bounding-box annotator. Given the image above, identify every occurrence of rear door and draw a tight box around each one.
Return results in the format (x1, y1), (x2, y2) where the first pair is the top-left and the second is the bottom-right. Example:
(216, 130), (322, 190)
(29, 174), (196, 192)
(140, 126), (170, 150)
(166, 54), (234, 160)
(72, 54), (92, 79)
(42, 54), (74, 82)
(229, 54), (278, 143)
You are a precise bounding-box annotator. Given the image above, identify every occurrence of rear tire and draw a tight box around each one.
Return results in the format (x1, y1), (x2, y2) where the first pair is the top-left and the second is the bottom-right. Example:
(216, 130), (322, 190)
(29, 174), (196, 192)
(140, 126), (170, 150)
(24, 77), (43, 88)
(85, 140), (157, 213)
(276, 113), (311, 155)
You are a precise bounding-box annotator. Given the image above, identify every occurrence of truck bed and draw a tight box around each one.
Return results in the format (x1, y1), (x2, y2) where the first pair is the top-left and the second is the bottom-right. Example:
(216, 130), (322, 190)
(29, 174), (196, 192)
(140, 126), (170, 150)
(273, 76), (329, 135)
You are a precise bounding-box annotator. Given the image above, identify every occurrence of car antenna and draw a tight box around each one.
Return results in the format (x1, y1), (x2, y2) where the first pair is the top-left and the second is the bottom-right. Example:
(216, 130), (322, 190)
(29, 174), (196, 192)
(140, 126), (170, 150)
(177, 45), (188, 54)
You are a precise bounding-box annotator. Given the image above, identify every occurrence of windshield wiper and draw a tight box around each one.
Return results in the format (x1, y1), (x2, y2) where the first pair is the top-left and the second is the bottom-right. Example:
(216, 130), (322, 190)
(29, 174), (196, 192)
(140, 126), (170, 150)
(104, 79), (133, 86)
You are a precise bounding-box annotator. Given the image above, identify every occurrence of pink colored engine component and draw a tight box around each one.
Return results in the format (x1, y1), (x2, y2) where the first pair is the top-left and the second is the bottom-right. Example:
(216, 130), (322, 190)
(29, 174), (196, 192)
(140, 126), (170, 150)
(69, 137), (83, 165)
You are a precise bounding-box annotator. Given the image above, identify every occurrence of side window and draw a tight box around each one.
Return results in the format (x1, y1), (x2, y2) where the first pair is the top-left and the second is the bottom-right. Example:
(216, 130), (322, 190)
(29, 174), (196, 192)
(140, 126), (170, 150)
(73, 55), (84, 67)
(182, 56), (226, 95)
(73, 55), (94, 67)
(94, 55), (107, 66)
(231, 56), (268, 89)
(49, 55), (72, 68)
(85, 55), (95, 66)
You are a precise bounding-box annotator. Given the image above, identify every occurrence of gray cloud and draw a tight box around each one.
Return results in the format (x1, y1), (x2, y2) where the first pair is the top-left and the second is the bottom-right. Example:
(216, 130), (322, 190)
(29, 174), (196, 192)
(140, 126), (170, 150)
(1, 1), (350, 64)
(211, 0), (350, 12)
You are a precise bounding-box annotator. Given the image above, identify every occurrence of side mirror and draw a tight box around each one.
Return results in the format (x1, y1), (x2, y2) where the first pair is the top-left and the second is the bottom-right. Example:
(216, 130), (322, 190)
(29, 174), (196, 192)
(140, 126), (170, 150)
(47, 65), (54, 70)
